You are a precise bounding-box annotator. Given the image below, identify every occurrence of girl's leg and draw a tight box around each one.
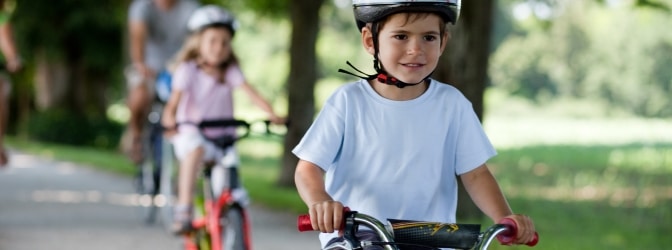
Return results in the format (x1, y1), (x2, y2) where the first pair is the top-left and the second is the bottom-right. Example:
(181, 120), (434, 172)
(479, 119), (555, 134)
(177, 145), (204, 205)
(172, 145), (204, 234)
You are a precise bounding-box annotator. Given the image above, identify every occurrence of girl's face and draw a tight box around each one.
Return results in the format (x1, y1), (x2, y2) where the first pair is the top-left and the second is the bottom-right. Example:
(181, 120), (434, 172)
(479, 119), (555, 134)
(198, 27), (233, 66)
(363, 13), (448, 84)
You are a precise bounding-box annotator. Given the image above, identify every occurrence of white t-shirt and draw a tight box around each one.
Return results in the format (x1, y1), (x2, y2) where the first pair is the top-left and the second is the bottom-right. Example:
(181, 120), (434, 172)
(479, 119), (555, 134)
(292, 79), (497, 247)
(172, 61), (245, 138)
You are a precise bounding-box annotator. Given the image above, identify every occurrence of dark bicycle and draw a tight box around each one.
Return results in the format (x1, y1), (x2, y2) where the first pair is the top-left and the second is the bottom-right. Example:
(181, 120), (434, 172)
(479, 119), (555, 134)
(298, 209), (538, 250)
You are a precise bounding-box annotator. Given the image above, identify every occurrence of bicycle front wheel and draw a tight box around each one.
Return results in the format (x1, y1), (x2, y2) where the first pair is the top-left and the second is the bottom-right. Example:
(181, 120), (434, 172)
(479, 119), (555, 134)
(136, 157), (158, 224)
(220, 205), (249, 250)
(159, 139), (178, 232)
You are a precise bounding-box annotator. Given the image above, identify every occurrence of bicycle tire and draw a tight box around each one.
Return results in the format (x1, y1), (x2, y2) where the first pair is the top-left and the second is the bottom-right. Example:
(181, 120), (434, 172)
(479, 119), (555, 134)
(159, 139), (178, 232)
(136, 154), (158, 224)
(220, 205), (248, 250)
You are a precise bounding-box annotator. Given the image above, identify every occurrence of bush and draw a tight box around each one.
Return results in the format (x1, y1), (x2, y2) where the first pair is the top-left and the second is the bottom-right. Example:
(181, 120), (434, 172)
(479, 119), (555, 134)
(27, 109), (123, 150)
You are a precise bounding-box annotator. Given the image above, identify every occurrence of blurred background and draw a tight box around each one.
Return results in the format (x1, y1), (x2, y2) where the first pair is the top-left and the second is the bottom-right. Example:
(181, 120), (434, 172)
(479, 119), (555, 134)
(1, 0), (670, 249)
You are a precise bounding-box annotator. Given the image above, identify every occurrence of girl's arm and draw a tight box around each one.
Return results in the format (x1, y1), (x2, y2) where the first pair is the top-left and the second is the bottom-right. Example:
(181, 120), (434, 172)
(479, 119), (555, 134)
(161, 90), (182, 137)
(460, 164), (536, 244)
(295, 160), (344, 234)
(238, 82), (284, 124)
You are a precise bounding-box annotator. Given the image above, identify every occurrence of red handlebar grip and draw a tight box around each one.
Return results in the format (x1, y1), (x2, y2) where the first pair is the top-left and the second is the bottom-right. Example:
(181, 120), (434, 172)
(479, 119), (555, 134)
(297, 214), (313, 232)
(497, 218), (539, 247)
(297, 207), (351, 232)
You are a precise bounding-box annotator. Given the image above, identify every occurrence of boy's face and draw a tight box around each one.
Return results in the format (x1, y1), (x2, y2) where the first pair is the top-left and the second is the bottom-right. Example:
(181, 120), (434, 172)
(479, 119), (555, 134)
(362, 13), (448, 84)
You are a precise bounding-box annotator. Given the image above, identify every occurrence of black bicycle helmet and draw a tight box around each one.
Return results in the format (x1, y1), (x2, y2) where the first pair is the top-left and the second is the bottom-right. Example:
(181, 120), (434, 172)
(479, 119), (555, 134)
(353, 0), (461, 31)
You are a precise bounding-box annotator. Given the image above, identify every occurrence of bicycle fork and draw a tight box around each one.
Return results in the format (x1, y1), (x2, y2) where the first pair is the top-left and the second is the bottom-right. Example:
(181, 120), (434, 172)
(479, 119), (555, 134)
(184, 167), (252, 250)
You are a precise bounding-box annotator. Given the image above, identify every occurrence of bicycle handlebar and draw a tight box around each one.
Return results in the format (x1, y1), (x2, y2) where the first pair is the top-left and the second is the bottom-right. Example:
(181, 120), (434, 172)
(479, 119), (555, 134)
(173, 119), (285, 149)
(297, 209), (538, 250)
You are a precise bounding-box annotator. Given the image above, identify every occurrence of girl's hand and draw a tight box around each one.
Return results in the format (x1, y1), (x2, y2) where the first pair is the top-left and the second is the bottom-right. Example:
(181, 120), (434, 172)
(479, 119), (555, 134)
(503, 214), (536, 245)
(269, 114), (286, 125)
(161, 117), (177, 138)
(308, 200), (345, 234)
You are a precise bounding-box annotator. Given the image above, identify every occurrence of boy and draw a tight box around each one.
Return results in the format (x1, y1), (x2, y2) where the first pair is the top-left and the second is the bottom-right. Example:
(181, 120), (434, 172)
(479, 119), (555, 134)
(293, 0), (536, 248)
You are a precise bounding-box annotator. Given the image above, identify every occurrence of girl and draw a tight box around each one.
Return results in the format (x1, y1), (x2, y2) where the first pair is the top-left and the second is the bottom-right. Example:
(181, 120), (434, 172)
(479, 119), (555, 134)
(161, 5), (284, 234)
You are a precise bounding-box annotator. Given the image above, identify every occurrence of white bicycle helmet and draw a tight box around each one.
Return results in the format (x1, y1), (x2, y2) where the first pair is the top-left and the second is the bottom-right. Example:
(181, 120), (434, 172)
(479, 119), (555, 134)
(187, 5), (239, 34)
(352, 0), (461, 31)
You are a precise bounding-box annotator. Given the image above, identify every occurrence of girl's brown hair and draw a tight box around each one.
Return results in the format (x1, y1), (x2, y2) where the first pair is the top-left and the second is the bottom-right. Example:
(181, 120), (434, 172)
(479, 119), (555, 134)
(169, 26), (239, 74)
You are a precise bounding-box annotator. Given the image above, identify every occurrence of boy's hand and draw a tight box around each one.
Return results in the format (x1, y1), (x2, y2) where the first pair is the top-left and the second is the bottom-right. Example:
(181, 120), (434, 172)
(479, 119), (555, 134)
(308, 200), (345, 234)
(503, 214), (536, 245)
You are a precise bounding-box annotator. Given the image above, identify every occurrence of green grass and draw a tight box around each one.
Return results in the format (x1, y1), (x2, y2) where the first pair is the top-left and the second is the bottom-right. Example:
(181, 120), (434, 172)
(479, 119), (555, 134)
(6, 116), (672, 249)
(484, 143), (672, 250)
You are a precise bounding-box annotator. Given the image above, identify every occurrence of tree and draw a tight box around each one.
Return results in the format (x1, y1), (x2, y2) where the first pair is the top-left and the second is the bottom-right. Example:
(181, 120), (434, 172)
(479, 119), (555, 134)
(432, 0), (496, 220)
(13, 0), (124, 114)
(277, 0), (326, 187)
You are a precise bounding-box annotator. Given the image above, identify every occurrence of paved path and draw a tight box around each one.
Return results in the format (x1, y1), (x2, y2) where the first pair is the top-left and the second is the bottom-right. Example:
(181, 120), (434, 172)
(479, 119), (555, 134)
(0, 150), (319, 250)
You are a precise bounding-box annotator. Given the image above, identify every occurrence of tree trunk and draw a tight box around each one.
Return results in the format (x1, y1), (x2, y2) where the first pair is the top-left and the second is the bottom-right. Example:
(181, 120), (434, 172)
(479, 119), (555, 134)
(34, 50), (70, 111)
(277, 0), (325, 187)
(433, 0), (494, 221)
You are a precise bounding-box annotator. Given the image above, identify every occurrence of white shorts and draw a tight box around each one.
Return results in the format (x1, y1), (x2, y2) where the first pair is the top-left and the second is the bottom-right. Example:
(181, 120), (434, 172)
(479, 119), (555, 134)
(171, 131), (225, 162)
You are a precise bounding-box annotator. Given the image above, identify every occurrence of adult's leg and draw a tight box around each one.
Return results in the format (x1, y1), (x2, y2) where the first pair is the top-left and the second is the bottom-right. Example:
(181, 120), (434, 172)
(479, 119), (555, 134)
(123, 83), (152, 164)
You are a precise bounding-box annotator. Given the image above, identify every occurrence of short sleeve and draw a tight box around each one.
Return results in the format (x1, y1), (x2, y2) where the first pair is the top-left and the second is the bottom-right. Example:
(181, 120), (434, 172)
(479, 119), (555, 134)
(224, 64), (246, 88)
(454, 99), (497, 175)
(128, 0), (150, 22)
(171, 62), (196, 92)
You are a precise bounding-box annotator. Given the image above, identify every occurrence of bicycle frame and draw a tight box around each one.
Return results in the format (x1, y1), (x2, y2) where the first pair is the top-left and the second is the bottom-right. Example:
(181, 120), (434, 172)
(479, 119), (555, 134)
(184, 163), (252, 250)
(298, 210), (538, 250)
(179, 119), (282, 250)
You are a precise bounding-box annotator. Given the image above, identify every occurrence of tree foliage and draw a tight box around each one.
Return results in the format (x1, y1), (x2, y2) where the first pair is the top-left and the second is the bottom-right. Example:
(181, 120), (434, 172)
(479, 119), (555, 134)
(490, 0), (672, 117)
(13, 0), (124, 73)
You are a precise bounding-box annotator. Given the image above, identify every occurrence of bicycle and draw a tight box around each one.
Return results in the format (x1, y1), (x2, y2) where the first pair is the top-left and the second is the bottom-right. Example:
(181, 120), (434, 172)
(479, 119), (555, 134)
(126, 66), (176, 226)
(297, 208), (539, 250)
(172, 119), (284, 250)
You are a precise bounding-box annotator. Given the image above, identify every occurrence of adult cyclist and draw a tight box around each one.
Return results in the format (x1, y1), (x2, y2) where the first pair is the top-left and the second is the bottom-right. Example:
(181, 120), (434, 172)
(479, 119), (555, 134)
(0, 0), (21, 167)
(122, 0), (199, 164)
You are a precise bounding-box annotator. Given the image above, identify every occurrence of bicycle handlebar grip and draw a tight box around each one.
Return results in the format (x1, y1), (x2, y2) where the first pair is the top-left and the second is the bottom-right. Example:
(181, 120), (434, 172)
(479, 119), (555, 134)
(297, 214), (313, 232)
(297, 207), (351, 232)
(496, 218), (539, 247)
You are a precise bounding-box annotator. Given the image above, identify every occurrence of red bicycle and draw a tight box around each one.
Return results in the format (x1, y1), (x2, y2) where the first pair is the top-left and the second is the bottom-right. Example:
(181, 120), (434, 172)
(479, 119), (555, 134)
(168, 119), (282, 250)
(298, 209), (538, 250)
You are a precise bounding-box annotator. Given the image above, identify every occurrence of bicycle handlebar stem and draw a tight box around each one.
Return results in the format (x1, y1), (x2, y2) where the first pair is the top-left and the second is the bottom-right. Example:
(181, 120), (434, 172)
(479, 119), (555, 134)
(349, 212), (398, 250)
(475, 225), (508, 249)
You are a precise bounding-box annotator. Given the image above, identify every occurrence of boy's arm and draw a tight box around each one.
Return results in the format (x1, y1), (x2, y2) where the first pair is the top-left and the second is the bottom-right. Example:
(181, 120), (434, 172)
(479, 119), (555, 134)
(460, 164), (512, 221)
(295, 159), (344, 233)
(460, 164), (536, 244)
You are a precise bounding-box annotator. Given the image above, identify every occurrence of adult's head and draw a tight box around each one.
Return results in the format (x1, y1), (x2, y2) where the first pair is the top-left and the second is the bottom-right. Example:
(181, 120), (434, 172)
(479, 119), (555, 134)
(153, 0), (177, 11)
